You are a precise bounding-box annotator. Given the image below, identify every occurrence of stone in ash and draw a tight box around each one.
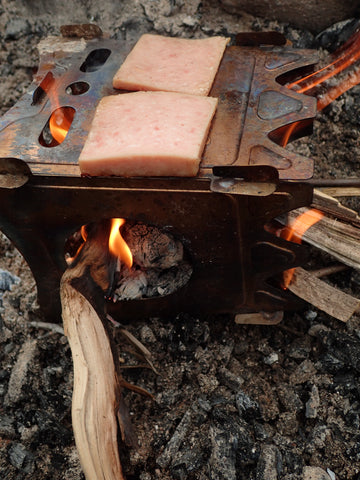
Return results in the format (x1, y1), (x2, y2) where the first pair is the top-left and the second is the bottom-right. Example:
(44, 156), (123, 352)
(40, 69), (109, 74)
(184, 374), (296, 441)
(79, 91), (217, 177)
(112, 34), (229, 96)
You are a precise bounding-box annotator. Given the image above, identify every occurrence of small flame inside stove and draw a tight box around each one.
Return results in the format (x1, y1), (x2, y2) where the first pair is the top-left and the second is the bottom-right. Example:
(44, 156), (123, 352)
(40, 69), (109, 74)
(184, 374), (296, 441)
(49, 107), (75, 144)
(280, 209), (324, 288)
(109, 218), (133, 269)
(65, 219), (133, 269)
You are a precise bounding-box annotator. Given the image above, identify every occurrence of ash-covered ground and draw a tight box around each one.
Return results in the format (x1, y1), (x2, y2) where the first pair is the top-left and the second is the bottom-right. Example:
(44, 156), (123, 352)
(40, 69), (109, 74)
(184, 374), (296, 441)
(0, 1), (360, 479)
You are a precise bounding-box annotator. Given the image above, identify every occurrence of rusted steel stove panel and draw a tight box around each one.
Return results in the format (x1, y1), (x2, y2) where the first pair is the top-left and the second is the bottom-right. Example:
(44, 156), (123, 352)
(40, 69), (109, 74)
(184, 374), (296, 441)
(0, 174), (312, 321)
(202, 45), (318, 179)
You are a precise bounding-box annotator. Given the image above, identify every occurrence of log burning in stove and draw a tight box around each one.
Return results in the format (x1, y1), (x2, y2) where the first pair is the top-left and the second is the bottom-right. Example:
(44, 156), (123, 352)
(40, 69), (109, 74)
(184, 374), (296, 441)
(65, 219), (193, 302)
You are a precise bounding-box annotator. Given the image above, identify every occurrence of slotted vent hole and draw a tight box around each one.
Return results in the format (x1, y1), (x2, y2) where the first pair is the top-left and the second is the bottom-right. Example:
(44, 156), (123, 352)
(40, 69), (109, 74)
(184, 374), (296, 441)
(80, 48), (111, 72)
(66, 81), (90, 95)
(39, 106), (75, 147)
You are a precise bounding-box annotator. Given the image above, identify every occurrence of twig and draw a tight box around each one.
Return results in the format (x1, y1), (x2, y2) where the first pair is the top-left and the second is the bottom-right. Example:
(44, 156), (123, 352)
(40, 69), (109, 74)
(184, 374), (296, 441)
(29, 321), (64, 335)
(310, 264), (349, 278)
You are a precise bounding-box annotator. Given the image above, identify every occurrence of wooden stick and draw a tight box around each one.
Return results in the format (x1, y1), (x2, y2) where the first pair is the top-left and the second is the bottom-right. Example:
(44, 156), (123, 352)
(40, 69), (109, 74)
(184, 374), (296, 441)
(286, 207), (360, 270)
(312, 189), (360, 226)
(310, 264), (349, 278)
(288, 267), (360, 322)
(61, 220), (136, 480)
(317, 187), (360, 198)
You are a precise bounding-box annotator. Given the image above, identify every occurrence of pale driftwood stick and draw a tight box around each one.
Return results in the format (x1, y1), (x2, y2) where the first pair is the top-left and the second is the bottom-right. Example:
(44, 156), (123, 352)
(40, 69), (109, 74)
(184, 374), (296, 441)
(286, 207), (360, 270)
(288, 267), (360, 322)
(61, 220), (136, 480)
(61, 282), (125, 480)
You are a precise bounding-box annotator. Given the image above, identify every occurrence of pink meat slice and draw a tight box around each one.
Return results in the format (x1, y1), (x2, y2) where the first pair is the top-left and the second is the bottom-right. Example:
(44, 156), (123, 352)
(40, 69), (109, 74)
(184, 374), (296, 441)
(79, 91), (218, 177)
(112, 34), (229, 96)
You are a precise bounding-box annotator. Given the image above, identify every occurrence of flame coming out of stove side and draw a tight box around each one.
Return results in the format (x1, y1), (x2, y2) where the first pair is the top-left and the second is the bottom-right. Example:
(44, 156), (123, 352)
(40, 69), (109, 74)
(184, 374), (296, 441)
(280, 209), (324, 288)
(276, 28), (360, 287)
(280, 28), (360, 147)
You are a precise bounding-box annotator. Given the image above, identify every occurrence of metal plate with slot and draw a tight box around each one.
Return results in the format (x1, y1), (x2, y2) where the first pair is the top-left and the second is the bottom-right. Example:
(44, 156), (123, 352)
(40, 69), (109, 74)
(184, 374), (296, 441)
(210, 165), (279, 196)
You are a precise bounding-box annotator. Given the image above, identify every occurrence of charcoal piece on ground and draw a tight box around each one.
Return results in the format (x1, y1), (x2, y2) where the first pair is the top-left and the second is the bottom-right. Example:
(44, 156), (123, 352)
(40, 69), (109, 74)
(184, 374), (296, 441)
(235, 390), (261, 421)
(170, 443), (206, 480)
(156, 409), (192, 469)
(8, 442), (35, 474)
(303, 465), (332, 480)
(305, 384), (320, 419)
(316, 18), (360, 51)
(320, 330), (360, 373)
(34, 410), (72, 447)
(210, 409), (256, 477)
(4, 339), (37, 406)
(256, 444), (282, 480)
(218, 366), (244, 392)
(0, 269), (20, 292)
(276, 383), (303, 413)
(0, 414), (16, 438)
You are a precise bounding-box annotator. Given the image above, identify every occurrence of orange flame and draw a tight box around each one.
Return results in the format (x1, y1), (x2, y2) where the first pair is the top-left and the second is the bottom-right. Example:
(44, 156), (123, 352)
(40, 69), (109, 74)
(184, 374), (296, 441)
(281, 29), (360, 147)
(109, 218), (133, 269)
(287, 29), (360, 96)
(281, 209), (324, 288)
(49, 107), (74, 144)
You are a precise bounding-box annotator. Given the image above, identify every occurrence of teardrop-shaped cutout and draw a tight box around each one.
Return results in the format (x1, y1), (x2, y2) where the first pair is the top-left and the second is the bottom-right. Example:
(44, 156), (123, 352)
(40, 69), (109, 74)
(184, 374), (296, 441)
(39, 106), (75, 147)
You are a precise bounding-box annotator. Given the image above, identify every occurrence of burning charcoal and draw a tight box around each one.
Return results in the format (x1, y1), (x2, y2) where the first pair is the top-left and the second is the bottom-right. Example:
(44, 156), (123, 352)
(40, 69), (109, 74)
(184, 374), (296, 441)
(0, 268), (20, 292)
(114, 269), (147, 300)
(144, 263), (192, 297)
(124, 223), (184, 269)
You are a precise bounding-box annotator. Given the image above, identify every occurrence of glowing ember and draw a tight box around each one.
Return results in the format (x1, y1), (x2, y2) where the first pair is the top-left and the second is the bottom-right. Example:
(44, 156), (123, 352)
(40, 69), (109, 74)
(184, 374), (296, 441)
(80, 225), (87, 242)
(109, 218), (133, 269)
(281, 209), (324, 288)
(49, 107), (75, 144)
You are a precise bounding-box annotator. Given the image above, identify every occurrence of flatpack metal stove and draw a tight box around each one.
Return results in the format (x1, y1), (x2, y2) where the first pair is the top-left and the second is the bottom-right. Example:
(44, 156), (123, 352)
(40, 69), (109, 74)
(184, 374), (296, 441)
(0, 26), (318, 322)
